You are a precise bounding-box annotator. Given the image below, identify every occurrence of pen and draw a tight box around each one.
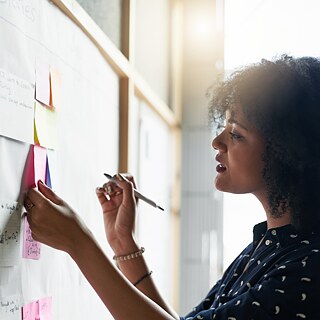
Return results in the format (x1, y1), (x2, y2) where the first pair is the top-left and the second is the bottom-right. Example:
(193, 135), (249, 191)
(104, 173), (164, 211)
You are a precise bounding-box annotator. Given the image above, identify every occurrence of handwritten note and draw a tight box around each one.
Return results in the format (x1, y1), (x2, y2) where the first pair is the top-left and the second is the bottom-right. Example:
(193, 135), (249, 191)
(0, 68), (34, 144)
(38, 297), (52, 320)
(0, 294), (21, 320)
(22, 216), (41, 260)
(0, 201), (21, 266)
(22, 297), (52, 320)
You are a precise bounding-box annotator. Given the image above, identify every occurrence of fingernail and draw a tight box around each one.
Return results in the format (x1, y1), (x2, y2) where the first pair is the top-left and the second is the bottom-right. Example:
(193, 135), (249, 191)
(38, 180), (44, 185)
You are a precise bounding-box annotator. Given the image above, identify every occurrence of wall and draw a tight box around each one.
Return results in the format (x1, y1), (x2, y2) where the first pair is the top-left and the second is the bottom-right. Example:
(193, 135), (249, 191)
(0, 1), (119, 319)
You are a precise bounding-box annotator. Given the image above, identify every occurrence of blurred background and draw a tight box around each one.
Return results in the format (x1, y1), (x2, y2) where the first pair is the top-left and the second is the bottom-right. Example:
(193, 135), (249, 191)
(75, 0), (320, 314)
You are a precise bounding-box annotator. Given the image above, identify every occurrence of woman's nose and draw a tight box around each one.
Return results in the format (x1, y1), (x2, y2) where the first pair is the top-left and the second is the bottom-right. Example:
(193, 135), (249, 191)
(212, 133), (227, 152)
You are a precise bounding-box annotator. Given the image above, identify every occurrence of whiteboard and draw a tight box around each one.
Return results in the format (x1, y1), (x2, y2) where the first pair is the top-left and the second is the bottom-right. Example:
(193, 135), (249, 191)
(0, 1), (119, 319)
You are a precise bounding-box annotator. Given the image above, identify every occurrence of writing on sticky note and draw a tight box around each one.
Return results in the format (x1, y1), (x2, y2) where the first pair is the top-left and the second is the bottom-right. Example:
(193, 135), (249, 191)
(38, 297), (52, 320)
(0, 201), (21, 266)
(0, 294), (21, 320)
(23, 215), (40, 259)
(22, 297), (52, 320)
(35, 60), (50, 107)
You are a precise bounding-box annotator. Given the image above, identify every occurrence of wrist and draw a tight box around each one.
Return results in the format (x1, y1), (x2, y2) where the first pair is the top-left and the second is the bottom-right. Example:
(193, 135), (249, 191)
(111, 236), (140, 256)
(67, 227), (95, 258)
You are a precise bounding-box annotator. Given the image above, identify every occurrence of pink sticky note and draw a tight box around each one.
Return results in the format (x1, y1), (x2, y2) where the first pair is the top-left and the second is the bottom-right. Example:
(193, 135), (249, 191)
(22, 300), (38, 320)
(39, 297), (52, 320)
(23, 145), (47, 190)
(34, 145), (47, 183)
(36, 60), (50, 107)
(23, 145), (36, 189)
(23, 215), (41, 259)
(22, 145), (47, 260)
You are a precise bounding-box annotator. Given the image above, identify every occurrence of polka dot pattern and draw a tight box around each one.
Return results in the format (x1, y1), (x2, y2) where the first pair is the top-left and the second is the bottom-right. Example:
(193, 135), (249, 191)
(181, 221), (320, 320)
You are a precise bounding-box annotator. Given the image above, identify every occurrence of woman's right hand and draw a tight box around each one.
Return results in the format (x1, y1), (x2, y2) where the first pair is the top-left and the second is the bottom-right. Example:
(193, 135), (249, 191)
(95, 173), (139, 255)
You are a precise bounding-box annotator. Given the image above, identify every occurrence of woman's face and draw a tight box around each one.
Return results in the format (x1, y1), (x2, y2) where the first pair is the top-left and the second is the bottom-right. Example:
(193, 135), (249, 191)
(212, 108), (266, 197)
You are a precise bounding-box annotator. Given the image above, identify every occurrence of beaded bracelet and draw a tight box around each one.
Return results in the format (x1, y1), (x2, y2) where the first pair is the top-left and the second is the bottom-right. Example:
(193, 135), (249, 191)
(133, 270), (153, 286)
(113, 247), (145, 262)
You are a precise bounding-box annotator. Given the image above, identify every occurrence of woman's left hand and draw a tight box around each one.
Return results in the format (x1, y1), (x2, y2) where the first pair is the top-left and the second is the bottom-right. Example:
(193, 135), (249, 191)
(24, 180), (90, 255)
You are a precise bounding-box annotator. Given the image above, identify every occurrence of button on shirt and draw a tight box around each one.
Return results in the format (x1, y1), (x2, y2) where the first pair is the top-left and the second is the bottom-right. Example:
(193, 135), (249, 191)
(180, 221), (320, 320)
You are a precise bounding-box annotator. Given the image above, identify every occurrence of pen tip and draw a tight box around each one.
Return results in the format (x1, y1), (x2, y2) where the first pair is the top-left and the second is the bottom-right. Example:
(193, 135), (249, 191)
(157, 206), (164, 211)
(104, 173), (113, 179)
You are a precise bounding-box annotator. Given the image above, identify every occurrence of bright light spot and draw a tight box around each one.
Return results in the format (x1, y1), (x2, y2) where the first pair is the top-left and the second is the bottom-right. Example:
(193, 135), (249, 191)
(193, 18), (214, 39)
(223, 0), (320, 269)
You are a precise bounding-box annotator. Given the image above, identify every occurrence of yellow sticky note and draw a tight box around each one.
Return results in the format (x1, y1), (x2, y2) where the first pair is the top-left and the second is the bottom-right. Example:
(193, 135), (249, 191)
(34, 101), (57, 149)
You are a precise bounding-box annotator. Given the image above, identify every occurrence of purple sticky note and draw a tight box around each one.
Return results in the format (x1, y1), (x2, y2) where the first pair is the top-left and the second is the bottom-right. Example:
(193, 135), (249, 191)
(45, 155), (52, 188)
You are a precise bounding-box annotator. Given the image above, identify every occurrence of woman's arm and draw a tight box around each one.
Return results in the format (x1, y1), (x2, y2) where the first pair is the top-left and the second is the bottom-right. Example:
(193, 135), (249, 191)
(24, 180), (180, 320)
(95, 174), (179, 318)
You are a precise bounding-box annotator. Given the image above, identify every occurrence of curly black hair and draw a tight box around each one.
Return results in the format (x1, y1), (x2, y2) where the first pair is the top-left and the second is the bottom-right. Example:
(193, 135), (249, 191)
(207, 55), (320, 233)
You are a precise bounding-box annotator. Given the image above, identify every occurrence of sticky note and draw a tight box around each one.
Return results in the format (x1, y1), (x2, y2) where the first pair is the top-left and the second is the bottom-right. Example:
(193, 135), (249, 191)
(23, 145), (36, 189)
(23, 145), (47, 189)
(35, 60), (50, 107)
(34, 101), (57, 149)
(34, 145), (47, 183)
(50, 66), (62, 109)
(45, 156), (52, 188)
(22, 297), (52, 320)
(22, 216), (41, 260)
(22, 300), (38, 320)
(22, 145), (47, 260)
(38, 297), (52, 320)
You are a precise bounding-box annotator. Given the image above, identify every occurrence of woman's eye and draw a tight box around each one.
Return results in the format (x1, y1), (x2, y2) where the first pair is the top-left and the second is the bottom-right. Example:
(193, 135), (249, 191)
(229, 131), (243, 140)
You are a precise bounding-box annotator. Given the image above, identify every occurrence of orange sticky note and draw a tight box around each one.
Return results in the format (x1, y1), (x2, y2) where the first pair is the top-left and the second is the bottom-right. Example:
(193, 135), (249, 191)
(50, 66), (62, 109)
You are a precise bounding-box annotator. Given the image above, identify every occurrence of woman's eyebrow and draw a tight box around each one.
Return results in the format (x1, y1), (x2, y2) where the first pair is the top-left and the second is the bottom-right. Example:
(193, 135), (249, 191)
(227, 118), (248, 131)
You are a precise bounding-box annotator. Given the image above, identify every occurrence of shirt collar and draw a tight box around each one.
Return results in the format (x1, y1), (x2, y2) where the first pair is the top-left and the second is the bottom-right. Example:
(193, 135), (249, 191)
(252, 221), (305, 248)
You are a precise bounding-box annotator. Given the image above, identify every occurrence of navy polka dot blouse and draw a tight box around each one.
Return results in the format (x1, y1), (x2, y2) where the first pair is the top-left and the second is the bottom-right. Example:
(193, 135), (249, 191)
(180, 221), (320, 320)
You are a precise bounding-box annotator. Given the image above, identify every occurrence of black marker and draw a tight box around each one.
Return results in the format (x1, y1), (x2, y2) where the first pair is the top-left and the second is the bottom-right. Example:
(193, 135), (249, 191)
(104, 173), (164, 211)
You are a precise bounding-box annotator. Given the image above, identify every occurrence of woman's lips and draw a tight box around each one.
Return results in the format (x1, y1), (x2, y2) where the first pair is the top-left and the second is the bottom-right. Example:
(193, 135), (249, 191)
(216, 163), (226, 173)
(215, 154), (226, 173)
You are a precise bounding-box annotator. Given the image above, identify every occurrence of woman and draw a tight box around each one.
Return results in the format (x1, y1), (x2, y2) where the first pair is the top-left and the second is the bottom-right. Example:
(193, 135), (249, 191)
(24, 55), (320, 319)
